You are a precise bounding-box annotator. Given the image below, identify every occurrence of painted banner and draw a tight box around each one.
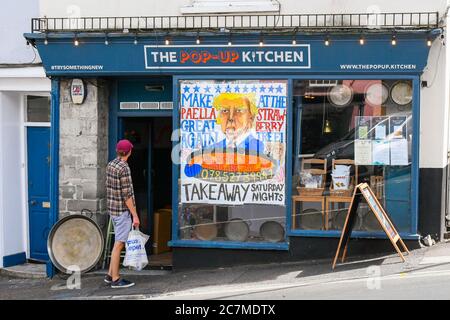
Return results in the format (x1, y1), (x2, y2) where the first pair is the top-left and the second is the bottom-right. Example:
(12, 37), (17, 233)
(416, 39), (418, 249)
(180, 80), (287, 205)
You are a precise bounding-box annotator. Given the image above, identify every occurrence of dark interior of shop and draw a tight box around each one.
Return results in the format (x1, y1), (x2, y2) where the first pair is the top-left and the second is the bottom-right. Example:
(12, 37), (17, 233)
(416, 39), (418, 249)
(122, 117), (173, 267)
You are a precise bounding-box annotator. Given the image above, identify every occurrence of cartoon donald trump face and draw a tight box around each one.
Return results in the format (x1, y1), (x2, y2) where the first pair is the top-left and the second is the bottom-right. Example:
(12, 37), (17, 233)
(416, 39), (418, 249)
(213, 93), (258, 147)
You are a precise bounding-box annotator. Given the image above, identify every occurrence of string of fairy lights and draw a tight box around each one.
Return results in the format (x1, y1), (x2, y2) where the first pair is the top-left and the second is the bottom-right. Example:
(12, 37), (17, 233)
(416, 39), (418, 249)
(42, 32), (434, 47)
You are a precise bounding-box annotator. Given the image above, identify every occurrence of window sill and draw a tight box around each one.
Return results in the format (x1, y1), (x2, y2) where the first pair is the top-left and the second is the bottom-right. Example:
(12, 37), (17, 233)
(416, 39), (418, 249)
(288, 230), (420, 240)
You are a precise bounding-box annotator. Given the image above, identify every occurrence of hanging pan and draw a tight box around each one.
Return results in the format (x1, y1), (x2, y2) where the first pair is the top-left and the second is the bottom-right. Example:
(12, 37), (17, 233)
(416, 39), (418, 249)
(47, 214), (104, 274)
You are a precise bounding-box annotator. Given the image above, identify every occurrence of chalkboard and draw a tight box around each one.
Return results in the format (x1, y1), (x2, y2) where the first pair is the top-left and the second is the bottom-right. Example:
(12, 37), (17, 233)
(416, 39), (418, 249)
(332, 183), (410, 269)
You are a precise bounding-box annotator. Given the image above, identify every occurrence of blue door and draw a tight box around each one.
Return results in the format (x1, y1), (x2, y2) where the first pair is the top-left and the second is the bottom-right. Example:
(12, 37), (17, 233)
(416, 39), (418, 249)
(27, 127), (51, 261)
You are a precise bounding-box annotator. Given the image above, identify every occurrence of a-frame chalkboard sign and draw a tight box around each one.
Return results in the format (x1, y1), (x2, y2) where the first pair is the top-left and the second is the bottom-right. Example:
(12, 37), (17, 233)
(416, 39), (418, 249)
(332, 183), (410, 269)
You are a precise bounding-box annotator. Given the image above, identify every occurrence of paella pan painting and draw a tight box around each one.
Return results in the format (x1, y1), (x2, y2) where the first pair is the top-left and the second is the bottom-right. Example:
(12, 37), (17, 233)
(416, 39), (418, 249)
(180, 81), (287, 205)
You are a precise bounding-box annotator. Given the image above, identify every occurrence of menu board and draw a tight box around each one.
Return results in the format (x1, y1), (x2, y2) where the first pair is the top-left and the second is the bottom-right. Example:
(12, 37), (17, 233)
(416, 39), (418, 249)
(332, 183), (410, 269)
(360, 184), (397, 239)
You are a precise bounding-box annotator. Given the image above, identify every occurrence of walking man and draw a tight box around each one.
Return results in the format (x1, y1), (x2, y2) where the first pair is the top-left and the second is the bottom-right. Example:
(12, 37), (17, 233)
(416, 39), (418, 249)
(105, 139), (140, 288)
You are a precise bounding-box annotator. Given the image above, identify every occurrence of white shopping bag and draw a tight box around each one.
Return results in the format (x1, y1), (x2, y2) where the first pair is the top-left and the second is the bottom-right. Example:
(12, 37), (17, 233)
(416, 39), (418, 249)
(123, 228), (150, 271)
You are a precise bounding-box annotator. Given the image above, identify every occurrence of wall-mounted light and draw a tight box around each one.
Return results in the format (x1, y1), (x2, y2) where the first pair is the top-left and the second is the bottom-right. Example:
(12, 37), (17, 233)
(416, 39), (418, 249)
(427, 37), (432, 47)
(134, 34), (138, 45)
(259, 34), (264, 47)
(292, 31), (297, 45)
(228, 34), (232, 46)
(391, 34), (397, 46)
(324, 36), (330, 46)
(74, 34), (79, 46)
(44, 34), (48, 45)
(165, 36), (170, 45)
(104, 33), (109, 45)
(196, 32), (201, 45)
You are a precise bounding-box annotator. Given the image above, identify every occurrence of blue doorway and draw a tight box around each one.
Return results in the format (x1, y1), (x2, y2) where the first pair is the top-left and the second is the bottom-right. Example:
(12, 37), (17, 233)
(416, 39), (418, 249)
(118, 116), (173, 266)
(27, 127), (51, 261)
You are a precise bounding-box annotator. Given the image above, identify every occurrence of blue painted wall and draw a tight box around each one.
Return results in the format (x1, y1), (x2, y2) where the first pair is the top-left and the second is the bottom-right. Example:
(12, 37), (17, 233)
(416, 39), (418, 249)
(26, 33), (434, 76)
(117, 78), (172, 103)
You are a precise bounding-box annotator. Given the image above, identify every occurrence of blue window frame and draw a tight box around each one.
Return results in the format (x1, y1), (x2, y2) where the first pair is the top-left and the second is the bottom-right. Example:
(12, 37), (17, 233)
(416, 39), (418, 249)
(288, 75), (420, 240)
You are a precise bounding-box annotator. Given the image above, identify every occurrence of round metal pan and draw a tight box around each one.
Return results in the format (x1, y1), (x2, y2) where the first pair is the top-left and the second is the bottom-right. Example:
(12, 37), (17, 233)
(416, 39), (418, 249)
(259, 221), (285, 242)
(299, 208), (323, 230)
(193, 219), (218, 241)
(47, 214), (104, 274)
(224, 218), (249, 242)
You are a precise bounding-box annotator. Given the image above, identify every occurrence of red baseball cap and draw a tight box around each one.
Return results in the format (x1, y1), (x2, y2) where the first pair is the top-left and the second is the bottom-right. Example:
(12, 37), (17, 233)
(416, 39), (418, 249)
(116, 139), (133, 154)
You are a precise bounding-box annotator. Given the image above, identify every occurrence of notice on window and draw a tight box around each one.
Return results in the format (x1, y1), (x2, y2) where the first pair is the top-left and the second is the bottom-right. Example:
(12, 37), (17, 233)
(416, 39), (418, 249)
(355, 140), (372, 165)
(390, 116), (407, 139)
(372, 140), (390, 165)
(390, 139), (409, 165)
(356, 116), (371, 139)
(375, 126), (387, 140)
(372, 116), (389, 140)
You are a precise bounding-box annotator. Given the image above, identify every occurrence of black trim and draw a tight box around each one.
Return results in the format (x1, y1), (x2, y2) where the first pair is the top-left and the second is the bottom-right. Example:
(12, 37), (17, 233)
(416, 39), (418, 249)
(419, 167), (447, 241)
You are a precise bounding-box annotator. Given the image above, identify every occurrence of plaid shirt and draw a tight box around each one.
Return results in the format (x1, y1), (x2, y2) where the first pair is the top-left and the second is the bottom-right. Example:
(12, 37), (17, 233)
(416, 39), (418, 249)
(106, 157), (135, 216)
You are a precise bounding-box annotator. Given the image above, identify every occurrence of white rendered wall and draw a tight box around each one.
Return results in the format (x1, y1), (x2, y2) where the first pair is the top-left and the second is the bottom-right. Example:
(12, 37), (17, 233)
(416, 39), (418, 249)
(0, 0), (41, 64)
(420, 33), (448, 169)
(39, 0), (191, 17)
(0, 92), (26, 261)
(0, 67), (49, 92)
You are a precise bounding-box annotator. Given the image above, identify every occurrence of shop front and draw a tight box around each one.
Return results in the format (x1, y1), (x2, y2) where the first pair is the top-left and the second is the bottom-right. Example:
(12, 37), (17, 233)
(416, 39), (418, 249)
(25, 13), (440, 272)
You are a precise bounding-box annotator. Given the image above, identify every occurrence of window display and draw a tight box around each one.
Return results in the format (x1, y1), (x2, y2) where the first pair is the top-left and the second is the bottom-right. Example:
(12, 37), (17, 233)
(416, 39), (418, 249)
(293, 79), (413, 233)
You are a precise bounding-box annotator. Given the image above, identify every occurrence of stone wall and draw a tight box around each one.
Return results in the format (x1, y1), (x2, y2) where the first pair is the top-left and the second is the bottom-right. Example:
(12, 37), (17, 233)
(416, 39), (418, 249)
(58, 79), (109, 228)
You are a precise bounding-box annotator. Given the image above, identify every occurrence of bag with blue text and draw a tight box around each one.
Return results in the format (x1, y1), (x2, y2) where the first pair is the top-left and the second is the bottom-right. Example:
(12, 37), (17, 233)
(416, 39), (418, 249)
(123, 228), (150, 271)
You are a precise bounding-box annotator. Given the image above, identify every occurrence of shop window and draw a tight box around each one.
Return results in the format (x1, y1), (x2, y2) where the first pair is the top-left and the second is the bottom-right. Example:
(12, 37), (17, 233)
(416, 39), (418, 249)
(178, 80), (287, 243)
(292, 79), (413, 234)
(26, 95), (50, 122)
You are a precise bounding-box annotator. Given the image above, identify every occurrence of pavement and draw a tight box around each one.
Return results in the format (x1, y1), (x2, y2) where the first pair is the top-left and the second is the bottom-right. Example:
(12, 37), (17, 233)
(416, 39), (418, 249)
(1, 240), (450, 300)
